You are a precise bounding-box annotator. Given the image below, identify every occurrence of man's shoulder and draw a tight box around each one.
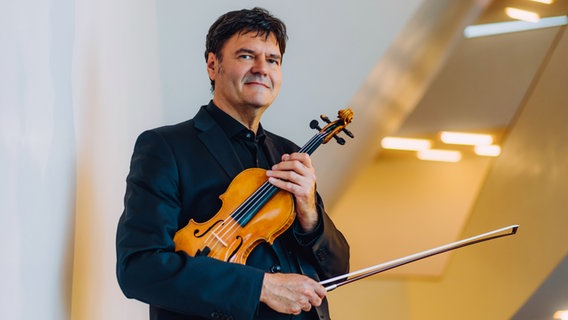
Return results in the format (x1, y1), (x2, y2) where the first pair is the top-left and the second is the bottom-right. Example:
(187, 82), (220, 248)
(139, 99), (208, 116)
(147, 105), (211, 136)
(152, 118), (195, 134)
(133, 107), (212, 149)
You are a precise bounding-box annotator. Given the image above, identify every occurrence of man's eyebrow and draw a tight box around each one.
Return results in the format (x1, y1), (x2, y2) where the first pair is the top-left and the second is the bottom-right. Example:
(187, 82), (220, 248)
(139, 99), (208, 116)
(235, 48), (255, 55)
(267, 53), (282, 61)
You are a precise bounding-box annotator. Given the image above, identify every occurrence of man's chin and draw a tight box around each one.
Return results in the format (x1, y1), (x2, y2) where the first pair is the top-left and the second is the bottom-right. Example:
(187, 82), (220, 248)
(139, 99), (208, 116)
(244, 96), (277, 109)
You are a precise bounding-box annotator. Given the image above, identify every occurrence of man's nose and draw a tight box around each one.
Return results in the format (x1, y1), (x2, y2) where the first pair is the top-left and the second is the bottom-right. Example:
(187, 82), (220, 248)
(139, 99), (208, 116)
(251, 58), (269, 75)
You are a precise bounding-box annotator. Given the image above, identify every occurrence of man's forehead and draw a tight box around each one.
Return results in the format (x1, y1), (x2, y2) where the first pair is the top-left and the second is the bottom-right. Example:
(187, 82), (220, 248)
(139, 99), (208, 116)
(231, 31), (280, 49)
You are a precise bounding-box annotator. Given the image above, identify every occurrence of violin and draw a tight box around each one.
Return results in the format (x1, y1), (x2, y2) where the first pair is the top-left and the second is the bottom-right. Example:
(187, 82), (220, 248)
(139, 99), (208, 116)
(173, 109), (354, 264)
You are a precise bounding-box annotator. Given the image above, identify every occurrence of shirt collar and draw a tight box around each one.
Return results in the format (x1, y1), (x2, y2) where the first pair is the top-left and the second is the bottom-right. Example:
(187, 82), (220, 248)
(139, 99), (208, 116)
(205, 101), (266, 141)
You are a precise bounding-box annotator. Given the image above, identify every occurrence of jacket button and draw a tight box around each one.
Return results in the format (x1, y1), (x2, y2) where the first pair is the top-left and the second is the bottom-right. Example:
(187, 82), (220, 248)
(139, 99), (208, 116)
(316, 248), (329, 261)
(270, 265), (281, 273)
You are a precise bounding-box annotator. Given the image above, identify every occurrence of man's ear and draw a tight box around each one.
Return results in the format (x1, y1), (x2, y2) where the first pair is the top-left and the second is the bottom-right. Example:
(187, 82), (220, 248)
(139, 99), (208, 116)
(206, 52), (217, 80)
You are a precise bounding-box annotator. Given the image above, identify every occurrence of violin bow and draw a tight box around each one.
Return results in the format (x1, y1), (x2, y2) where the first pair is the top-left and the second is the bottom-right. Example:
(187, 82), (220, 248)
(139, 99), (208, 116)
(320, 224), (519, 291)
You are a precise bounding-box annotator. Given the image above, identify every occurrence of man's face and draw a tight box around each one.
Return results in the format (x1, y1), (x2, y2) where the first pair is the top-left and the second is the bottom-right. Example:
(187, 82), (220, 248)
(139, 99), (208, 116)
(207, 32), (282, 111)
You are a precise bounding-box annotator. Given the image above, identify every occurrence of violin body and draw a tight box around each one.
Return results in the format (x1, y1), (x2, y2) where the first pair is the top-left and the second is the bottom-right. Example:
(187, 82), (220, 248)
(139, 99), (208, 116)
(174, 168), (295, 264)
(173, 108), (353, 265)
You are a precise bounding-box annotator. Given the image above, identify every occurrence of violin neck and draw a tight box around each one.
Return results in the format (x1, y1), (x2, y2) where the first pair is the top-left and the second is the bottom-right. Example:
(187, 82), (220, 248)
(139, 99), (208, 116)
(298, 131), (326, 155)
(232, 131), (326, 226)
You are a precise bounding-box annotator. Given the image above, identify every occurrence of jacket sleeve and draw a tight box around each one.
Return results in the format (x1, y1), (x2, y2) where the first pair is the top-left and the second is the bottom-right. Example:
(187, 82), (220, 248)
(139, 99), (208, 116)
(116, 130), (264, 319)
(266, 130), (350, 281)
(293, 193), (350, 280)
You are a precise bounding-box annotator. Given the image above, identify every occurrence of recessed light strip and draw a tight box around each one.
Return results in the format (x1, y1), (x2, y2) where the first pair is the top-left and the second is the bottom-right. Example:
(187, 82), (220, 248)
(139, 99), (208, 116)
(440, 131), (493, 146)
(505, 7), (540, 23)
(464, 15), (568, 38)
(554, 310), (568, 320)
(474, 145), (501, 157)
(381, 137), (432, 151)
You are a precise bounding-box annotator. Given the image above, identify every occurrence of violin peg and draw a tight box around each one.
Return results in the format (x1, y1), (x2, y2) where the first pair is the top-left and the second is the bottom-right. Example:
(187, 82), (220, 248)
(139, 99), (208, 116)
(343, 128), (354, 139)
(320, 114), (331, 124)
(309, 120), (322, 131)
(334, 136), (346, 145)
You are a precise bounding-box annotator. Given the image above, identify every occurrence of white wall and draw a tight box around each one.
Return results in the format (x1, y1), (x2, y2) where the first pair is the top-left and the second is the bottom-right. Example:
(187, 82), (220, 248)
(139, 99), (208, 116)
(70, 1), (164, 318)
(0, 1), (424, 319)
(1, 0), (76, 318)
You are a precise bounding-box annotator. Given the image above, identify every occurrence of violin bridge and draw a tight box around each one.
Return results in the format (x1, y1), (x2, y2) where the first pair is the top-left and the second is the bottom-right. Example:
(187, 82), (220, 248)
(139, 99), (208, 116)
(212, 232), (228, 247)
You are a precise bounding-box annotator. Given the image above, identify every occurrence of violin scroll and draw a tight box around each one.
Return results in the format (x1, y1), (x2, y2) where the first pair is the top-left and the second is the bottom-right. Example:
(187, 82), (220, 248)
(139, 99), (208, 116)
(310, 108), (354, 145)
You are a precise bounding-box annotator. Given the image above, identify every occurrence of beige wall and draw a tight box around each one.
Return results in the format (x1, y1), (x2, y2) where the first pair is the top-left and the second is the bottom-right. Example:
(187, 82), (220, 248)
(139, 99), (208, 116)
(328, 27), (568, 320)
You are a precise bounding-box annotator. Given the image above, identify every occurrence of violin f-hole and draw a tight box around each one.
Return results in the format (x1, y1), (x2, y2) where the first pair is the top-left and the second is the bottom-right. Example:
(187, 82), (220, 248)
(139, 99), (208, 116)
(193, 219), (224, 238)
(227, 236), (244, 262)
(173, 109), (354, 265)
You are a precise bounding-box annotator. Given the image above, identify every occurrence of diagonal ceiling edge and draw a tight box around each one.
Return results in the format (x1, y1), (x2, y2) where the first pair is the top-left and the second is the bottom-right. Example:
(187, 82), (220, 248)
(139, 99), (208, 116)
(314, 0), (493, 208)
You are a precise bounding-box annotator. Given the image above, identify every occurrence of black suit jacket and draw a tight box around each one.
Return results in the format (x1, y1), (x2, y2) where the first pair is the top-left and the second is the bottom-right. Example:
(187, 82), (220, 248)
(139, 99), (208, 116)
(116, 103), (350, 320)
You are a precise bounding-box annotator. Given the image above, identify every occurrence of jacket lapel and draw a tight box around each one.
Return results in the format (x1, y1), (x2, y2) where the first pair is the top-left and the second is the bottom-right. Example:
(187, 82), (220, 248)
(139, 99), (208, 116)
(193, 105), (244, 179)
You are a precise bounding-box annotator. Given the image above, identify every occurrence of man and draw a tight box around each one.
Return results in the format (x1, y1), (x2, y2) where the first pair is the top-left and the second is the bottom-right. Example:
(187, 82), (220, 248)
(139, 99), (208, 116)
(116, 7), (350, 320)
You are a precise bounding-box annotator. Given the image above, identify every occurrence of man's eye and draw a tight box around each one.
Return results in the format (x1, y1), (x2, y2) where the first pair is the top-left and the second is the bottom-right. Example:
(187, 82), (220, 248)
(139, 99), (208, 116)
(268, 59), (280, 65)
(239, 55), (253, 59)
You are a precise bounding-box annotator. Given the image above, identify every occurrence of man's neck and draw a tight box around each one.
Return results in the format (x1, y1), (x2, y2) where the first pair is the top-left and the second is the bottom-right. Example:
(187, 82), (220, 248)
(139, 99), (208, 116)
(212, 99), (267, 133)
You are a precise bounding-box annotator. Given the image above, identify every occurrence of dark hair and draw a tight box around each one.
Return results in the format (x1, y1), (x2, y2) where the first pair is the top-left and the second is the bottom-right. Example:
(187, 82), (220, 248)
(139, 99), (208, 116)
(205, 7), (288, 89)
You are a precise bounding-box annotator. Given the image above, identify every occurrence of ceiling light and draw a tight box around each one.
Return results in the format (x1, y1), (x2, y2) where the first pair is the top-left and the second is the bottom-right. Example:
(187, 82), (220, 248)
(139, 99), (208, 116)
(417, 149), (462, 162)
(554, 310), (568, 319)
(381, 137), (432, 151)
(505, 7), (540, 23)
(530, 0), (553, 4)
(464, 15), (568, 38)
(474, 145), (501, 157)
(440, 131), (493, 146)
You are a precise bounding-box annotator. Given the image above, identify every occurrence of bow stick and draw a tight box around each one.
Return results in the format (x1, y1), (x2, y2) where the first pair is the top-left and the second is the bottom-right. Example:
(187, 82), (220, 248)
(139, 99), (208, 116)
(320, 224), (519, 291)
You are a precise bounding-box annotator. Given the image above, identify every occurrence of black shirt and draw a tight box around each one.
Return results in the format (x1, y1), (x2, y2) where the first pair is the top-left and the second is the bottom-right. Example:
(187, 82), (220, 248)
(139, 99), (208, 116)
(205, 103), (270, 170)
(205, 102), (318, 320)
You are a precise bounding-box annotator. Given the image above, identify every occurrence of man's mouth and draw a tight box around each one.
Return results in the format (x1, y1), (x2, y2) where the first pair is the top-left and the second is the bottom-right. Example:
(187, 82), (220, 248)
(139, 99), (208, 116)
(244, 77), (271, 88)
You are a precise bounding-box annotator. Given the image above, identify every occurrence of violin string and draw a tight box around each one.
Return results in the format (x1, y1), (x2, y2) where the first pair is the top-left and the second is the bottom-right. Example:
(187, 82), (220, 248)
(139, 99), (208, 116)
(200, 178), (278, 256)
(206, 130), (327, 249)
(201, 181), (278, 258)
(201, 130), (329, 257)
(225, 130), (326, 226)
(200, 130), (329, 258)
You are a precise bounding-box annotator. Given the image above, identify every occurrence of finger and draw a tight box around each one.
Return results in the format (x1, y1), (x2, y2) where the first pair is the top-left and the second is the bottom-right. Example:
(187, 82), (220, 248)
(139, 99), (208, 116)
(285, 152), (312, 166)
(266, 169), (311, 193)
(268, 163), (315, 189)
(291, 306), (301, 315)
(305, 294), (319, 308)
(275, 153), (313, 171)
(267, 166), (301, 181)
(292, 301), (306, 315)
(267, 176), (299, 194)
(271, 160), (306, 174)
(314, 284), (327, 298)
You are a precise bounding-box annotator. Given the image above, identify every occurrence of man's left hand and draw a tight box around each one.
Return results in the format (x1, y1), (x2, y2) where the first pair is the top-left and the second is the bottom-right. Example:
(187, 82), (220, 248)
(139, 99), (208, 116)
(266, 153), (318, 232)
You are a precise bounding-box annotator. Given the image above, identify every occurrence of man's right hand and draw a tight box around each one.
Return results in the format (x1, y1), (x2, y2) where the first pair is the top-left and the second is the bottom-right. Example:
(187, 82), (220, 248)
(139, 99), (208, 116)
(260, 272), (326, 315)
